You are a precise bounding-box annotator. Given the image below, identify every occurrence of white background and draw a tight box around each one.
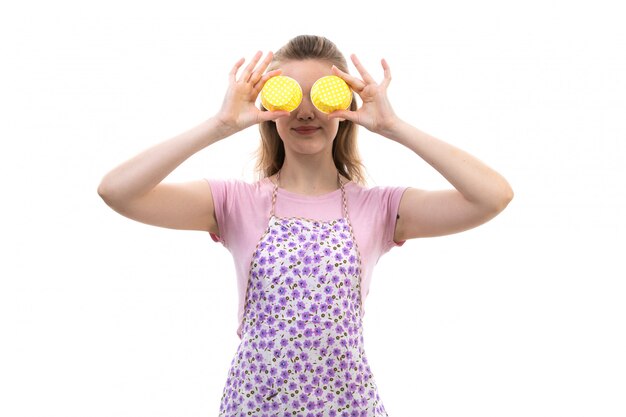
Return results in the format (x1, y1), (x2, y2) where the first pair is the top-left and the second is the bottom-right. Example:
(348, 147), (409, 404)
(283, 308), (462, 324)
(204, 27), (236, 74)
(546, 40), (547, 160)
(1, 0), (624, 416)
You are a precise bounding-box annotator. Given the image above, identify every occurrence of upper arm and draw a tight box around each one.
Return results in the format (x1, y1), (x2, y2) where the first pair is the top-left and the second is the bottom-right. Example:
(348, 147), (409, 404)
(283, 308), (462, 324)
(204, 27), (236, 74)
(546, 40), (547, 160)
(394, 188), (503, 241)
(100, 179), (219, 234)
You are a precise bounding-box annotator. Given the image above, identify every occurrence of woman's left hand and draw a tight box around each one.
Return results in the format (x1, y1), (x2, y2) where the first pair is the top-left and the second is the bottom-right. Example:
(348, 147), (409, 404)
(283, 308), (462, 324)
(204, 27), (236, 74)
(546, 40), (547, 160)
(329, 54), (400, 136)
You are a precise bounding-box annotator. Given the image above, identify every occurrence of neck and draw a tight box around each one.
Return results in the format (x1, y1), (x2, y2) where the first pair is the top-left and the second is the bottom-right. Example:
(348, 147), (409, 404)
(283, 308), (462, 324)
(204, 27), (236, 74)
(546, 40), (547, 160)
(278, 155), (339, 195)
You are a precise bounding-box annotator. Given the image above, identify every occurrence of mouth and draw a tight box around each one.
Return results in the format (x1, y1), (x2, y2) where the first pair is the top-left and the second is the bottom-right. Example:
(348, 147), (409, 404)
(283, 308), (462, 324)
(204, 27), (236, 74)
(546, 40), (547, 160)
(293, 126), (320, 135)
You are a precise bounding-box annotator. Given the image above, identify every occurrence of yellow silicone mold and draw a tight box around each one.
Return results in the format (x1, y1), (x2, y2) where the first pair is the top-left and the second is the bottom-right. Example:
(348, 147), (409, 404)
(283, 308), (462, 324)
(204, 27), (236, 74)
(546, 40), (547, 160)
(260, 76), (303, 112)
(310, 75), (352, 114)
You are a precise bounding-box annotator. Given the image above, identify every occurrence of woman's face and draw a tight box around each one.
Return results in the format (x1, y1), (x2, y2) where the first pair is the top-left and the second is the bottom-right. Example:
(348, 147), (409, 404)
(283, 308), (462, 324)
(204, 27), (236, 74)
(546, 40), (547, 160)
(274, 59), (341, 159)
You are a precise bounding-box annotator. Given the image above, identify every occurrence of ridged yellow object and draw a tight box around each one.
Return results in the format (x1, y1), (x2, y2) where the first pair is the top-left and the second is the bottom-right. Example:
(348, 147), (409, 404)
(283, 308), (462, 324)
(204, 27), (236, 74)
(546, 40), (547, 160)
(260, 76), (302, 112)
(310, 75), (352, 114)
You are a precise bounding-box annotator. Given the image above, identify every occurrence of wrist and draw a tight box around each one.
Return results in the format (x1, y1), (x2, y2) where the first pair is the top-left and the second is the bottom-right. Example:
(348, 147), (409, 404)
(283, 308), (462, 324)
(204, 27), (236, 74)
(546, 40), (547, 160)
(375, 115), (406, 139)
(209, 114), (242, 140)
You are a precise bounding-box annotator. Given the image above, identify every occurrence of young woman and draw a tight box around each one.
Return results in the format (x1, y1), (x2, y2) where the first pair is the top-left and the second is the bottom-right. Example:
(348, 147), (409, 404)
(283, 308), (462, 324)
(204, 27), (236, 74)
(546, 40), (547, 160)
(98, 35), (513, 417)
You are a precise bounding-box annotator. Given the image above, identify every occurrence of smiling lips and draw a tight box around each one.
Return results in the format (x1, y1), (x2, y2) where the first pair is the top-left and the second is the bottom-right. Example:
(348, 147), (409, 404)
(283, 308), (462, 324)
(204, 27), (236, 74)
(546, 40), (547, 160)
(293, 126), (320, 134)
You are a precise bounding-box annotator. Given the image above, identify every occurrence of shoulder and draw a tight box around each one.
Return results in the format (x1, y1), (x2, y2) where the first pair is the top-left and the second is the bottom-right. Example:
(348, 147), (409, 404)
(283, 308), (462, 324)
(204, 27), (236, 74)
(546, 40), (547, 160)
(205, 177), (273, 200)
(346, 181), (408, 206)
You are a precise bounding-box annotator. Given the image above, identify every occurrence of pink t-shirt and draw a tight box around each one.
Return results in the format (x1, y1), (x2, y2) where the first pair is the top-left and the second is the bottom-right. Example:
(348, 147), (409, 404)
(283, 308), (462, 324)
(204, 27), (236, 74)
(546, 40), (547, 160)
(205, 177), (408, 339)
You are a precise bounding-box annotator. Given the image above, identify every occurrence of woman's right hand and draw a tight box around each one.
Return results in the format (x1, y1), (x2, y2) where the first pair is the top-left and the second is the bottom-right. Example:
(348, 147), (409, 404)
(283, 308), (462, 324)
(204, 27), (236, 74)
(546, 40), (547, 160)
(214, 51), (289, 135)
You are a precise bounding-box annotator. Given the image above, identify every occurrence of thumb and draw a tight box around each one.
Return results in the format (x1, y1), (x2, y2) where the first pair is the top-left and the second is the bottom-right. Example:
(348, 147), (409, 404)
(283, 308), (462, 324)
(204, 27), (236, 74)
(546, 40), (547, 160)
(327, 109), (356, 123)
(259, 110), (290, 123)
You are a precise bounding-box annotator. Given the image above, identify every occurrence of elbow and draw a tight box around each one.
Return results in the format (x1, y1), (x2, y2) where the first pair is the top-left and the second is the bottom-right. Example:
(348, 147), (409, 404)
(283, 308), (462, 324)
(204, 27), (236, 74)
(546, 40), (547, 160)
(494, 183), (514, 213)
(97, 179), (119, 206)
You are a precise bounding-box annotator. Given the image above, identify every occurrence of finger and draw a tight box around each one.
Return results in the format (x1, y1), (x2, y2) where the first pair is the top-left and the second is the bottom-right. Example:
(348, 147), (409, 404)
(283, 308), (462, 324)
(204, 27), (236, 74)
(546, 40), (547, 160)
(327, 109), (358, 124)
(259, 110), (290, 122)
(350, 54), (376, 84)
(229, 57), (246, 83)
(249, 51), (275, 84)
(240, 50), (263, 82)
(331, 65), (366, 92)
(252, 68), (283, 95)
(381, 58), (392, 88)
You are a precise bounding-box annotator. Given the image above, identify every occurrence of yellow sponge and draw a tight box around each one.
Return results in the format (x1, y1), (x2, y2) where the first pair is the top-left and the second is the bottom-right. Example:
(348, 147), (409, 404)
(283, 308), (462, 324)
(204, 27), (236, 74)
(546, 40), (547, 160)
(260, 76), (302, 112)
(310, 75), (352, 114)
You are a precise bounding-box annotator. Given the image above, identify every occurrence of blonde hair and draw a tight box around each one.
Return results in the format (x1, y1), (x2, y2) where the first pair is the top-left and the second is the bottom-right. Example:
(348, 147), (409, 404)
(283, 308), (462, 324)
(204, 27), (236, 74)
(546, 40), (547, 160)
(256, 35), (365, 184)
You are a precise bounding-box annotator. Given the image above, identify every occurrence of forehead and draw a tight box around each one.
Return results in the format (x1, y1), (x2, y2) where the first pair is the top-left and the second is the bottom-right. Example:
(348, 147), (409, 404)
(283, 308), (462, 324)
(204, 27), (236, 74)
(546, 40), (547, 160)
(277, 60), (334, 89)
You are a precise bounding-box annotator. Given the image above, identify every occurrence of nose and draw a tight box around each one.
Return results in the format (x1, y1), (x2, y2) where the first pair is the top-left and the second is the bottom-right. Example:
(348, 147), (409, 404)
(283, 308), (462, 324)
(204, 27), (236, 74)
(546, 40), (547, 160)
(295, 95), (316, 121)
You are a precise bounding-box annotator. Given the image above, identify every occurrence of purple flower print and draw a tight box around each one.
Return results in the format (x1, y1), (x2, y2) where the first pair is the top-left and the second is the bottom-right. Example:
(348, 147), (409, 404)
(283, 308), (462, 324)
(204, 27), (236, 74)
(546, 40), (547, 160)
(219, 215), (389, 417)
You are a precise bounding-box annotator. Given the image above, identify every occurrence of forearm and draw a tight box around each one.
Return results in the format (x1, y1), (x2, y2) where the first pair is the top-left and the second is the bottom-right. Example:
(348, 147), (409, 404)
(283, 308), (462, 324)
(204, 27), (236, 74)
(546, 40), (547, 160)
(97, 117), (234, 202)
(382, 119), (513, 210)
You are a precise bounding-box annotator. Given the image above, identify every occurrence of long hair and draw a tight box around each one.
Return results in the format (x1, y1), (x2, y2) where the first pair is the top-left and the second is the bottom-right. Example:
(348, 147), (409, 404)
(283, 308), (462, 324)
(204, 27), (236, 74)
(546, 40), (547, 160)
(256, 35), (365, 184)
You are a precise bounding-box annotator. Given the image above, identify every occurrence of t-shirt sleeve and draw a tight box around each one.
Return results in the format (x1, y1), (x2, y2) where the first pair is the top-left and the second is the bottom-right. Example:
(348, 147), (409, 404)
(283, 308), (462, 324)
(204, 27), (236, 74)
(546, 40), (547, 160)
(382, 186), (409, 253)
(204, 178), (230, 247)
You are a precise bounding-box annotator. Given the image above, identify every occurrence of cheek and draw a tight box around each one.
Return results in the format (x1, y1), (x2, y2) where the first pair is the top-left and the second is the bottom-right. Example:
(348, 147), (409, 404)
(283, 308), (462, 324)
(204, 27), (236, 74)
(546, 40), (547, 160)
(275, 120), (290, 139)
